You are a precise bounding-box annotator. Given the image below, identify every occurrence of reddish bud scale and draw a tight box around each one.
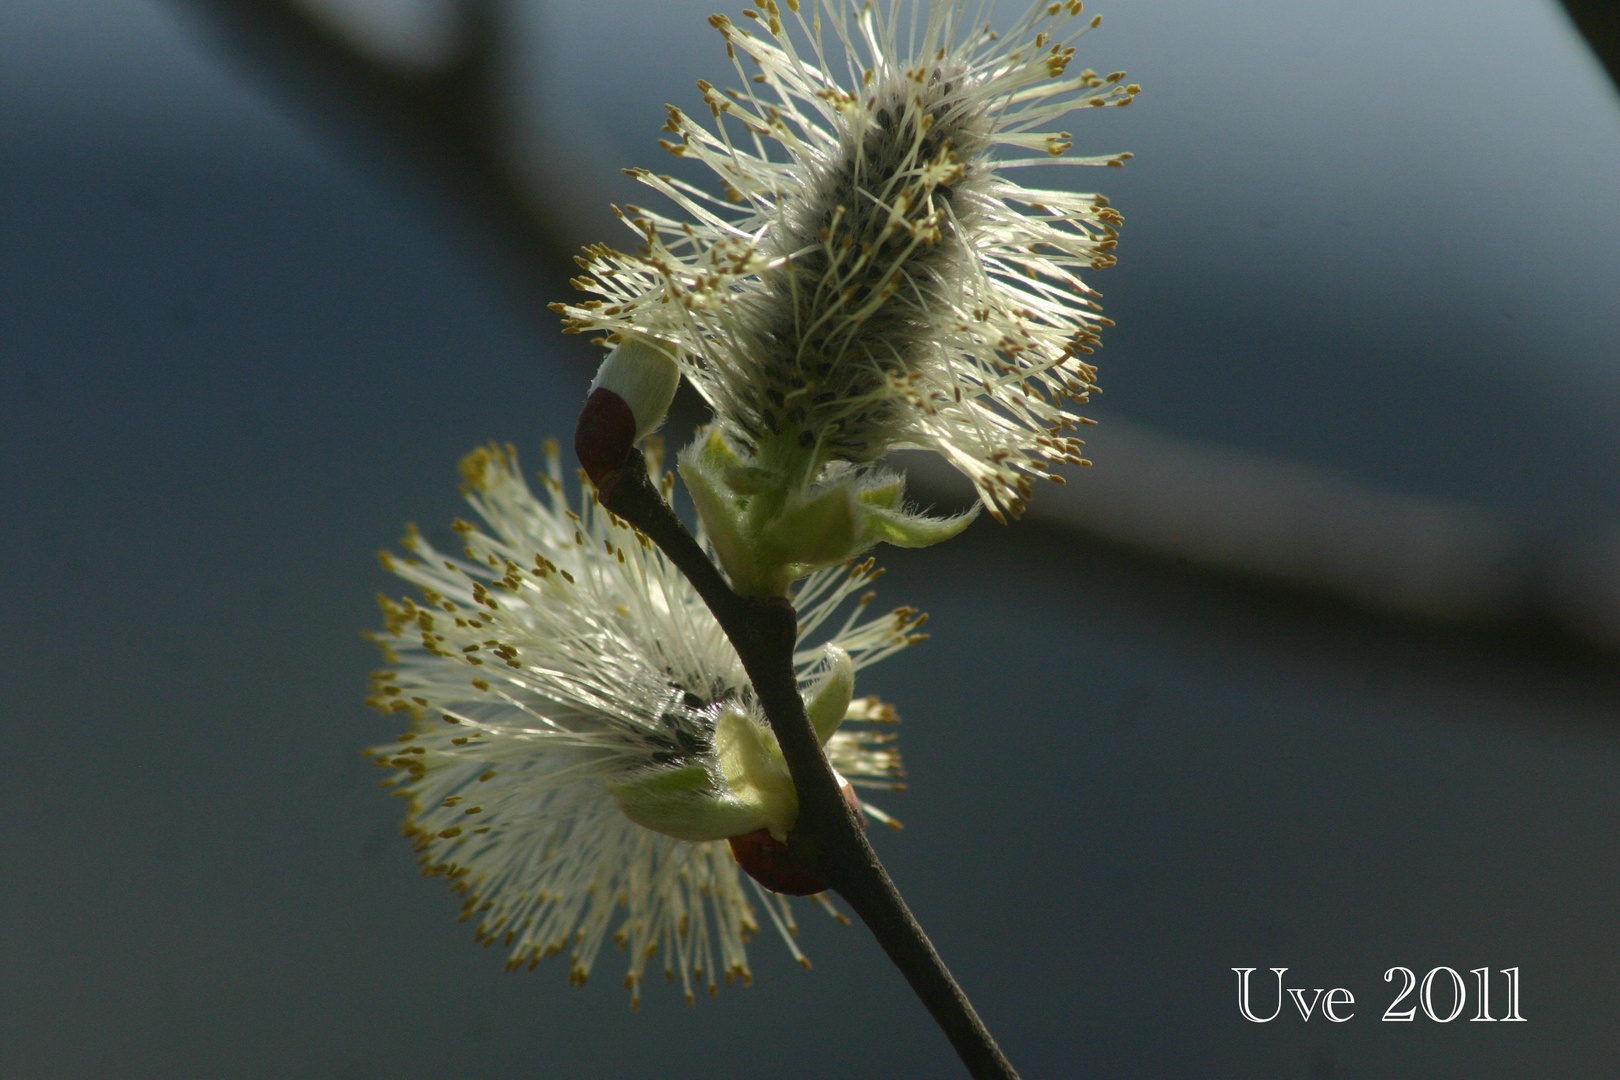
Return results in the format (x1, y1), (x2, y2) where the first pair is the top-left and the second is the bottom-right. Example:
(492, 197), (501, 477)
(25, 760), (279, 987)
(729, 830), (828, 895)
(729, 777), (867, 896)
(574, 387), (637, 487)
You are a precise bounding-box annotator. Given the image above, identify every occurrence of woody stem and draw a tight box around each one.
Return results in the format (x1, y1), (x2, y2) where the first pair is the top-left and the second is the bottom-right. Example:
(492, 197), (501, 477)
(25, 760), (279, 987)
(593, 452), (1019, 1080)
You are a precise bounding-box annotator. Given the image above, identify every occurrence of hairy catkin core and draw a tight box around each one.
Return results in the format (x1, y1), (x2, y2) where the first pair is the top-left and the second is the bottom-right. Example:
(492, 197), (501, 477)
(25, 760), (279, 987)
(639, 685), (721, 768)
(732, 70), (989, 466)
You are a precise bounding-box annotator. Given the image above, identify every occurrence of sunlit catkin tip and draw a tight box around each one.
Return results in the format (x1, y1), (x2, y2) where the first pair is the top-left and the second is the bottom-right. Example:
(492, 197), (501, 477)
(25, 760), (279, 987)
(591, 335), (680, 441)
(575, 336), (681, 485)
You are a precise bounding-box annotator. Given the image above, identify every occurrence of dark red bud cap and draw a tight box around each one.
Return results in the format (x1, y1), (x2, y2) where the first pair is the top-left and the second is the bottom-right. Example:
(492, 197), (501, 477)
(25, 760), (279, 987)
(728, 830), (829, 895)
(574, 386), (637, 487)
(728, 779), (866, 895)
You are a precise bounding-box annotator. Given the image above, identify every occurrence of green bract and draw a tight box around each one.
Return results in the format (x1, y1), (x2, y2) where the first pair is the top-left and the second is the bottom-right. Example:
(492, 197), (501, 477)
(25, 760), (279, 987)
(607, 647), (859, 842)
(680, 428), (976, 596)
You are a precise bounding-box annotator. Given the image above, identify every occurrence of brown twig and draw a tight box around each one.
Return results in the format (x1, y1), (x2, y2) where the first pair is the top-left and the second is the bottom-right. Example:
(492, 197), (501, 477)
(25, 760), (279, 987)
(594, 454), (1020, 1080)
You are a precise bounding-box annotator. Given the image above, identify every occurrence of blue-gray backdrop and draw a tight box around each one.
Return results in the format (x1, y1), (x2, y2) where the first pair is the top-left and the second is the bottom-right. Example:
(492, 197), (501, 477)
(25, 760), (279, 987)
(3, 1), (1618, 1077)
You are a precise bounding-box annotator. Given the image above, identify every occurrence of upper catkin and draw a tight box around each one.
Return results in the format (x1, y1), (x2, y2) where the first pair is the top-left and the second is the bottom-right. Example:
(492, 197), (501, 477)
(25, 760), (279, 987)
(735, 65), (991, 463)
(554, 0), (1137, 517)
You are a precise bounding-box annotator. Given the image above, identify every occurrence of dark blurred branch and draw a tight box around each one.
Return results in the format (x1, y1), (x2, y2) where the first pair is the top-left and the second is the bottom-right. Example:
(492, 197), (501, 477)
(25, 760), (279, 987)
(171, 0), (575, 276)
(1558, 0), (1620, 94)
(172, 0), (1620, 268)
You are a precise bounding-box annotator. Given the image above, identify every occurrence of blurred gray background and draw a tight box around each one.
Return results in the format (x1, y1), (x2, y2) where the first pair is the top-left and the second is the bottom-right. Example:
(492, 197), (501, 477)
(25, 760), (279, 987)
(2, 0), (1618, 1077)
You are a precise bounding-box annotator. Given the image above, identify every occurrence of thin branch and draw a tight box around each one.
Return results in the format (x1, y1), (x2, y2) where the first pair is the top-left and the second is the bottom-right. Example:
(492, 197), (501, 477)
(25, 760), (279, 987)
(594, 454), (1020, 1080)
